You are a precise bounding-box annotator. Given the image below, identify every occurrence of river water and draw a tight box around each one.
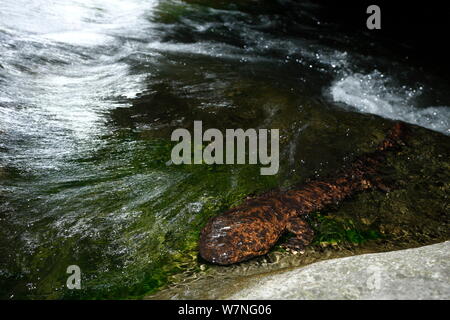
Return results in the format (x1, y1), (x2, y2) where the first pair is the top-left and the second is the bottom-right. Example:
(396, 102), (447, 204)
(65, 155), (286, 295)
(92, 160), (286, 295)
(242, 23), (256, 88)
(1, 0), (449, 299)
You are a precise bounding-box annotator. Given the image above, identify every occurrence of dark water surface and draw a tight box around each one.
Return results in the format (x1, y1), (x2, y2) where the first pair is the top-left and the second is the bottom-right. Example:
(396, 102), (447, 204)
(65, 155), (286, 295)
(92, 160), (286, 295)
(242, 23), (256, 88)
(0, 0), (449, 299)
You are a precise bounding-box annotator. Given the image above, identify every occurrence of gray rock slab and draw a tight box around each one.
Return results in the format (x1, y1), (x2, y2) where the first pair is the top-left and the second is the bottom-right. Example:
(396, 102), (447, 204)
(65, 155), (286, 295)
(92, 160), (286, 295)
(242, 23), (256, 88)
(228, 241), (450, 300)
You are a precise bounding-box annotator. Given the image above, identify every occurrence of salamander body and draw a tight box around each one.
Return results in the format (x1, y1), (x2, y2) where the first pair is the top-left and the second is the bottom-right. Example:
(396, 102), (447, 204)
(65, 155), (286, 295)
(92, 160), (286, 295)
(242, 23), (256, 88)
(199, 123), (406, 265)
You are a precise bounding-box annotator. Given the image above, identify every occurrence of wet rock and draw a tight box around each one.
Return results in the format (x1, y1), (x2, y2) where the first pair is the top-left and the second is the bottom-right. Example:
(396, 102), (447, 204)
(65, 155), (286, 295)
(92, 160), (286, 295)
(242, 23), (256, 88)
(228, 241), (450, 299)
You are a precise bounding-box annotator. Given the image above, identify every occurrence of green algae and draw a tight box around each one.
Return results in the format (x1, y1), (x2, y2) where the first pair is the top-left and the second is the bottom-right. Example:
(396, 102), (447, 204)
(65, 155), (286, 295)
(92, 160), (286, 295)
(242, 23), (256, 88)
(1, 125), (280, 299)
(309, 214), (382, 246)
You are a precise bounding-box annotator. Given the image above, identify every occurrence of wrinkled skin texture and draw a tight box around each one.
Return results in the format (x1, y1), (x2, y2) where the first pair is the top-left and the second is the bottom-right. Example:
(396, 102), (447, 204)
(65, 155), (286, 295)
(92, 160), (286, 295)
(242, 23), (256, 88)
(199, 123), (407, 265)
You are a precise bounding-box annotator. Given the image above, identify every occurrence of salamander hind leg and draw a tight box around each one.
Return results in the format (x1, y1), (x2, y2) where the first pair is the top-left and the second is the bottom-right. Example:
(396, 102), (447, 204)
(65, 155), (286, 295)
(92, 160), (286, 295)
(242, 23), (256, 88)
(281, 216), (314, 251)
(362, 175), (394, 193)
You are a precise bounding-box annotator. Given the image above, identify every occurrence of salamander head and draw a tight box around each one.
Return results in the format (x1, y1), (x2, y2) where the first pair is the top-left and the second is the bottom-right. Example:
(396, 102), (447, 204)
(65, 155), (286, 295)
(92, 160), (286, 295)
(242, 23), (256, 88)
(199, 215), (245, 265)
(199, 208), (281, 265)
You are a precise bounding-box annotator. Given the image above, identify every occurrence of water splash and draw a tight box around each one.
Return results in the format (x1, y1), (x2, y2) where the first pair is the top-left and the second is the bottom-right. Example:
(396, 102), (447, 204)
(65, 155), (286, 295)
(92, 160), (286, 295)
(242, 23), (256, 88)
(330, 71), (450, 135)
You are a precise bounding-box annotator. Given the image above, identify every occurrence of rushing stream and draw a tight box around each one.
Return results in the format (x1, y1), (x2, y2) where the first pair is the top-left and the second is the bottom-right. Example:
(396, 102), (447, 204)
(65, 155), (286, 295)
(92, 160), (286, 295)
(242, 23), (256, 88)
(1, 0), (449, 299)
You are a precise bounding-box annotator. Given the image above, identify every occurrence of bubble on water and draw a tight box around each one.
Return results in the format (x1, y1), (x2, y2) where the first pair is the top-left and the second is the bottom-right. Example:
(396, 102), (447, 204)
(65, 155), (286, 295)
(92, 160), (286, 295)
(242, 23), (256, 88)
(187, 202), (203, 214)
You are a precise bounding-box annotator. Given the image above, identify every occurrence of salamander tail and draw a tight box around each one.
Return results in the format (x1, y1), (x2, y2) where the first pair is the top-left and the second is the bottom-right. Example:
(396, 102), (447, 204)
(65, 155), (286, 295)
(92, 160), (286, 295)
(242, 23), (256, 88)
(377, 122), (408, 152)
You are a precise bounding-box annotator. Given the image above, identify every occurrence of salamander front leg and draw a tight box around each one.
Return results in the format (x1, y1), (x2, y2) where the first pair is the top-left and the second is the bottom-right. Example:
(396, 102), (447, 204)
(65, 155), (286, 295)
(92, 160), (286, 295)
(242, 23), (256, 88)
(281, 216), (314, 251)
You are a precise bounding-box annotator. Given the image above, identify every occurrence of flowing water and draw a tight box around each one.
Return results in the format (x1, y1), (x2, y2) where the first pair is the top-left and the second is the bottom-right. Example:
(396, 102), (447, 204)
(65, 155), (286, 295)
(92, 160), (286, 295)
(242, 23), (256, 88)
(0, 0), (449, 299)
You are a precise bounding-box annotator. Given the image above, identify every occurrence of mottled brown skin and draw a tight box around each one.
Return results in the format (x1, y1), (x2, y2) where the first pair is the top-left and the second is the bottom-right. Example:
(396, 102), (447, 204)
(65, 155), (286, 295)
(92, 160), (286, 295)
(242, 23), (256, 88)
(199, 123), (407, 265)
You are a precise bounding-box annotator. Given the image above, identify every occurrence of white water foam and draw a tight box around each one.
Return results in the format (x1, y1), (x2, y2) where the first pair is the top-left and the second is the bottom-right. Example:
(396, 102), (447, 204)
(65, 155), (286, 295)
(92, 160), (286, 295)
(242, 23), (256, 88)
(330, 71), (450, 135)
(0, 0), (159, 171)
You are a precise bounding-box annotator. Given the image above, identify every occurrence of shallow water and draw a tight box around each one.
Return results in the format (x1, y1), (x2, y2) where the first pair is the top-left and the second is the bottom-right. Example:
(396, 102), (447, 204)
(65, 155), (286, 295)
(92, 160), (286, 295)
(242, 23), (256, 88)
(0, 0), (449, 299)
